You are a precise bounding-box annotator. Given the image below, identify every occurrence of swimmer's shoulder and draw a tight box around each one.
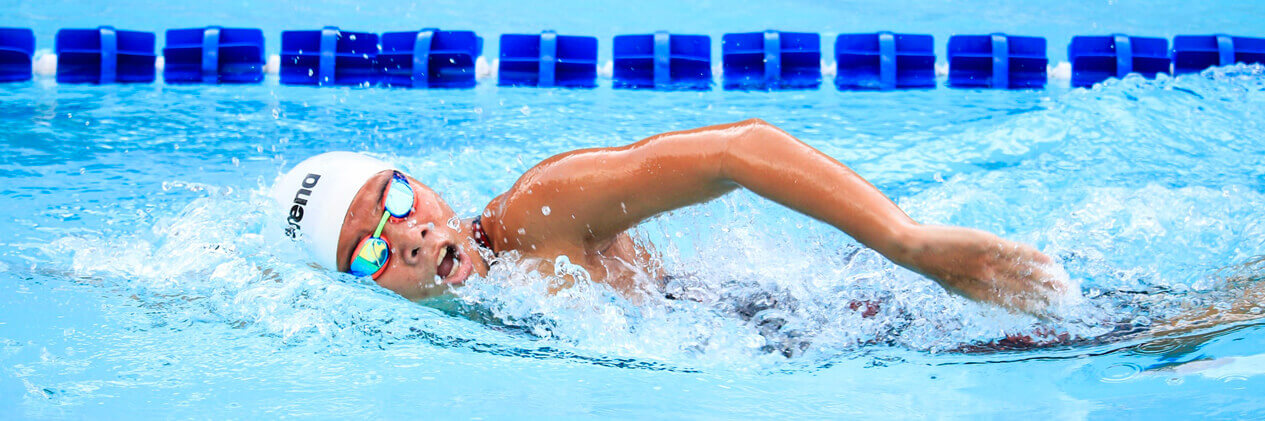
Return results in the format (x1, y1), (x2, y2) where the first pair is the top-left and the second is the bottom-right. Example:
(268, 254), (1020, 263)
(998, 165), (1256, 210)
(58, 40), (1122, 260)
(477, 189), (574, 254)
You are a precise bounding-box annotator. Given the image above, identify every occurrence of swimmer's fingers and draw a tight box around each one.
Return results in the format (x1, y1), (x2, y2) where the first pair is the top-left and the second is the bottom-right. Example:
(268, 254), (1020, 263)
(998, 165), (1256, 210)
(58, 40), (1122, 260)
(1009, 259), (1075, 320)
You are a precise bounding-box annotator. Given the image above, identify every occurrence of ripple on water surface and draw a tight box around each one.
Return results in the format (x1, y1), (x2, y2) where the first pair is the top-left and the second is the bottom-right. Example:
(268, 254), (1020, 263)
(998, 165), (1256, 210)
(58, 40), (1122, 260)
(1, 64), (1264, 417)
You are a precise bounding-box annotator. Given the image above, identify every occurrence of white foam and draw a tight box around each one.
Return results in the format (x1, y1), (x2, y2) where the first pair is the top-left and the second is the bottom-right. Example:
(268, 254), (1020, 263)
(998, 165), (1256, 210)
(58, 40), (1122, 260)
(935, 62), (949, 77)
(33, 50), (56, 76)
(1049, 61), (1071, 80)
(265, 54), (280, 74)
(475, 56), (491, 79)
(598, 60), (613, 78)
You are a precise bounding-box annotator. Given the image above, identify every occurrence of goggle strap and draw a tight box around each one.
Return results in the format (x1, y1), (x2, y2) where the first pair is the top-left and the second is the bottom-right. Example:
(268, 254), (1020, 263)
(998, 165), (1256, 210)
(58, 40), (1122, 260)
(372, 211), (390, 238)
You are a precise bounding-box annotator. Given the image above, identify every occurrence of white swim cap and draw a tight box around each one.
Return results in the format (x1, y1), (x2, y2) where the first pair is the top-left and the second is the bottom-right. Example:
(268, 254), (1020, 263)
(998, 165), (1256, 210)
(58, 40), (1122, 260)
(272, 152), (396, 270)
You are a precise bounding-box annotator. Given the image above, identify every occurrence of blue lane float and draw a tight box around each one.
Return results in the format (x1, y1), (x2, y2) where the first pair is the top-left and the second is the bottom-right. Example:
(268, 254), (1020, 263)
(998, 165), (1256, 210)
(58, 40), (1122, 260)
(722, 30), (821, 90)
(0, 27), (34, 82)
(835, 31), (935, 90)
(1069, 34), (1170, 88)
(56, 26), (156, 84)
(26, 27), (1265, 90)
(1172, 35), (1265, 75)
(499, 31), (598, 88)
(163, 27), (265, 84)
(280, 26), (378, 86)
(947, 33), (1047, 89)
(380, 29), (482, 88)
(611, 31), (711, 90)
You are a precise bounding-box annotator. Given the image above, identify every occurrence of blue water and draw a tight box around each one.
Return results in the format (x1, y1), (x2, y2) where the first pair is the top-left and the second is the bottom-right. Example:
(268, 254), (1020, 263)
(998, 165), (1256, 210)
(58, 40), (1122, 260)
(3, 0), (1265, 418)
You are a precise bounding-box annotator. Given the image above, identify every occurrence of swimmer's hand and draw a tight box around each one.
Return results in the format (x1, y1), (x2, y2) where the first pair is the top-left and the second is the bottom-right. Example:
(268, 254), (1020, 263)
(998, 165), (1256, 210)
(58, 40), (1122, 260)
(894, 225), (1069, 317)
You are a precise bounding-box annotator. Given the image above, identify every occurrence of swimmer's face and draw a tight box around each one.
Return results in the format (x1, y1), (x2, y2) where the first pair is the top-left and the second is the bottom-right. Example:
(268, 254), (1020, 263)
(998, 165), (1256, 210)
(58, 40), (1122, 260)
(336, 170), (476, 300)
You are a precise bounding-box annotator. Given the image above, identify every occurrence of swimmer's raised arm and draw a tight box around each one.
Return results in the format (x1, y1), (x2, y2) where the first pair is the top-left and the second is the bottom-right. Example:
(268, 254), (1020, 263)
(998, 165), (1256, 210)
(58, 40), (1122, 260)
(485, 118), (1067, 315)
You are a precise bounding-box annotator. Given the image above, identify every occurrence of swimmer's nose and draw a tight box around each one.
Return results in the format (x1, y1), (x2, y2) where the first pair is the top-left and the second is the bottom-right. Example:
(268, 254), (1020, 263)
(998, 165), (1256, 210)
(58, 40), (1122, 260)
(396, 224), (455, 267)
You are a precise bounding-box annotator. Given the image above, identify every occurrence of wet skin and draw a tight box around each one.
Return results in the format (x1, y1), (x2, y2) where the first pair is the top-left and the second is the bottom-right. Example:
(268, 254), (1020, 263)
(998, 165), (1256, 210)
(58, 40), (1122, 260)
(336, 171), (486, 300)
(337, 119), (1069, 315)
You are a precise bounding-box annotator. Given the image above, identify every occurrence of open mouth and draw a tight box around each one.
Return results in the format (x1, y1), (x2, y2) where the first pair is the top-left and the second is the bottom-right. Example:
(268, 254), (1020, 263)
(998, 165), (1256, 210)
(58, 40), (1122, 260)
(436, 244), (458, 279)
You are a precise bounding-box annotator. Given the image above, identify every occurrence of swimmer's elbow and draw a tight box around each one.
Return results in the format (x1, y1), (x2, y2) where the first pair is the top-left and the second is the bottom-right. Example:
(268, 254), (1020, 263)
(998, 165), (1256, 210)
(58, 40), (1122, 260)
(717, 118), (788, 180)
(739, 117), (771, 128)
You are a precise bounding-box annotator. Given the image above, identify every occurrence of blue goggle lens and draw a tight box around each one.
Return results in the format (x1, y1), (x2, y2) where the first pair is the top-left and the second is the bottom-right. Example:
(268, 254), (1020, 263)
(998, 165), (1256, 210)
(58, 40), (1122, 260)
(384, 173), (414, 218)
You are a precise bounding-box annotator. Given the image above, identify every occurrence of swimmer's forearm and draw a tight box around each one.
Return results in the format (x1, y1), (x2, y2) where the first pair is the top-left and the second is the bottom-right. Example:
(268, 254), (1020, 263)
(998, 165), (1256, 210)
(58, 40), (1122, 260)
(719, 119), (920, 259)
(720, 122), (1070, 314)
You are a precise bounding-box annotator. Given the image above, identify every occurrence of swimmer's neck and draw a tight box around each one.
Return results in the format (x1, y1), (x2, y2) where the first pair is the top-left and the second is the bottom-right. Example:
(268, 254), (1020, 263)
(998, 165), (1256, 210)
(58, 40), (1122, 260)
(462, 217), (492, 277)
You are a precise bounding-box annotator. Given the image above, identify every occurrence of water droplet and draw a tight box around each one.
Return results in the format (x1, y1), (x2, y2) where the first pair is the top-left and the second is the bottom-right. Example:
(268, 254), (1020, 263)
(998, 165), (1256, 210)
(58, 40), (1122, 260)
(307, 69), (314, 77)
(541, 206), (551, 216)
(349, 34), (357, 41)
(620, 202), (627, 214)
(447, 216), (461, 230)
(517, 228), (526, 235)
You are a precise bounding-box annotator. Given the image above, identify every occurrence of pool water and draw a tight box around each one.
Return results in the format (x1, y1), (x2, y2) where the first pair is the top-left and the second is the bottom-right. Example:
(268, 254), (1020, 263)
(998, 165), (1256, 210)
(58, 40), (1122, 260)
(3, 0), (1265, 418)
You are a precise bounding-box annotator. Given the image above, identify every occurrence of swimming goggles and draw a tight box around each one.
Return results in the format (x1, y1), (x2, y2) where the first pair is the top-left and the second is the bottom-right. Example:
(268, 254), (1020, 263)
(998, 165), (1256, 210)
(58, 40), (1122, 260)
(348, 171), (415, 279)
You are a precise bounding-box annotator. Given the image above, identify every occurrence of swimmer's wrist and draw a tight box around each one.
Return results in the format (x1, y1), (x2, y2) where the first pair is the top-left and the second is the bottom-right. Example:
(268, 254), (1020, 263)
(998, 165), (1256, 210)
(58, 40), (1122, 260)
(878, 222), (926, 268)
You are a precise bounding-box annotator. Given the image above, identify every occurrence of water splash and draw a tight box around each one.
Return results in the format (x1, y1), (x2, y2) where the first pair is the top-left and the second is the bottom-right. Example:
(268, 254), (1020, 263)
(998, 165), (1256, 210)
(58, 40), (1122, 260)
(24, 65), (1265, 374)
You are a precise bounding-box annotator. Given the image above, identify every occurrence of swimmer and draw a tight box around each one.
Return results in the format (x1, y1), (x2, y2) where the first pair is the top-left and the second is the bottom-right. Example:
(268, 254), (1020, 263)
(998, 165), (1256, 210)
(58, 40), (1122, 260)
(274, 119), (1069, 316)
